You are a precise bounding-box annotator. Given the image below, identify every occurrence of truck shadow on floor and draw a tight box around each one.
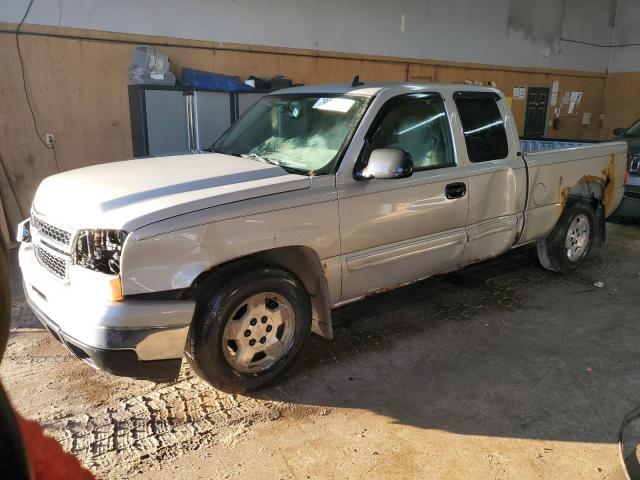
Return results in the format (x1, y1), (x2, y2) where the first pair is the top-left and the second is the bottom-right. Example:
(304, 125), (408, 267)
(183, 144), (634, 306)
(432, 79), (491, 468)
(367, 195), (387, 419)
(259, 238), (640, 445)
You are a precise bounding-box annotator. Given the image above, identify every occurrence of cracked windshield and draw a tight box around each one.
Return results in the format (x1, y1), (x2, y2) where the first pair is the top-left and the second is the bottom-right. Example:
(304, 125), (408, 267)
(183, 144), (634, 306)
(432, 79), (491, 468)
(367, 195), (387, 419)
(213, 94), (368, 174)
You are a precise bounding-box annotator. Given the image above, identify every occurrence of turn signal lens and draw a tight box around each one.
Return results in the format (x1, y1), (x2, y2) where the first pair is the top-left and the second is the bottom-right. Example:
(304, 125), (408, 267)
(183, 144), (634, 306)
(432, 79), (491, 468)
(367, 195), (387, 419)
(108, 276), (123, 302)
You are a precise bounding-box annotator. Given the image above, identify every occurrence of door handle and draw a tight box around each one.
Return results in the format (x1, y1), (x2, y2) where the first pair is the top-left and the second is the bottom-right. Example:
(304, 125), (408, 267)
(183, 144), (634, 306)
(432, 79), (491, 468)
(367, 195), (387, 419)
(445, 182), (467, 199)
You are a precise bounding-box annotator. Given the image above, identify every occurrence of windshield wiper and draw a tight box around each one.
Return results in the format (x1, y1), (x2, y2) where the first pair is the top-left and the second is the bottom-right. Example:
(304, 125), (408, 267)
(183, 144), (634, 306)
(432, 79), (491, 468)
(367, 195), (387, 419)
(239, 153), (309, 176)
(241, 153), (281, 166)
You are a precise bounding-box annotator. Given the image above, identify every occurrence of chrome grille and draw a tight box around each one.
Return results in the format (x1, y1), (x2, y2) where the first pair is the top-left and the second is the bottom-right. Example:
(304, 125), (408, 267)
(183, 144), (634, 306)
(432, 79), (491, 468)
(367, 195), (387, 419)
(34, 244), (67, 279)
(630, 156), (640, 174)
(31, 215), (72, 247)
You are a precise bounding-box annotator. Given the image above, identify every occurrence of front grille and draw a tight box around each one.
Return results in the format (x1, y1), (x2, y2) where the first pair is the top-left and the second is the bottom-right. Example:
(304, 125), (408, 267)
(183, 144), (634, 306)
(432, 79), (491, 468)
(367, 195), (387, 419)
(34, 244), (67, 279)
(31, 215), (72, 247)
(630, 157), (640, 174)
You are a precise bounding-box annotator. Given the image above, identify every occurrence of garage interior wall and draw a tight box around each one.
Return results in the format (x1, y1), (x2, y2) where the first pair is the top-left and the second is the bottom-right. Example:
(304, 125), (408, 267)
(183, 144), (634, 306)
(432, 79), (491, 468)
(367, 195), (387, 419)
(0, 0), (634, 232)
(602, 0), (640, 135)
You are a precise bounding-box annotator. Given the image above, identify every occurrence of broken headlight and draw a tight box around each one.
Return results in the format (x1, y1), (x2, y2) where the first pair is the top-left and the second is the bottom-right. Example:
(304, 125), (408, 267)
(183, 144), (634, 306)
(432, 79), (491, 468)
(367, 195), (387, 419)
(74, 229), (127, 275)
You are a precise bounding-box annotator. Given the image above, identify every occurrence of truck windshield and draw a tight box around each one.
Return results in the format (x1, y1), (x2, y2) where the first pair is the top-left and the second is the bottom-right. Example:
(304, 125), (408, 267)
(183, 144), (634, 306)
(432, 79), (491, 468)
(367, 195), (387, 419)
(624, 119), (640, 137)
(212, 94), (369, 175)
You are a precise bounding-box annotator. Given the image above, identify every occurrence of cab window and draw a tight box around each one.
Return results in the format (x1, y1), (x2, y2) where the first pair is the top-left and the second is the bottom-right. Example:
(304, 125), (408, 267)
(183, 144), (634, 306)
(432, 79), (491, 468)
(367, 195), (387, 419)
(369, 96), (455, 171)
(454, 94), (509, 163)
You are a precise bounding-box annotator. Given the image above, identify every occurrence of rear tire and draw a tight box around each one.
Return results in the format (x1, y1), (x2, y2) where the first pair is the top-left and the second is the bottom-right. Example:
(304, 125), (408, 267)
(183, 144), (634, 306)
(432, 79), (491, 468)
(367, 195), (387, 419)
(187, 264), (311, 392)
(537, 201), (596, 274)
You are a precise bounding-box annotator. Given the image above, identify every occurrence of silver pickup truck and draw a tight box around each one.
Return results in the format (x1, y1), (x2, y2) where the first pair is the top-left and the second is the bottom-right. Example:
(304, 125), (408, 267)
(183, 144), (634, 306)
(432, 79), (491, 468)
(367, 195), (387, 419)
(17, 83), (627, 391)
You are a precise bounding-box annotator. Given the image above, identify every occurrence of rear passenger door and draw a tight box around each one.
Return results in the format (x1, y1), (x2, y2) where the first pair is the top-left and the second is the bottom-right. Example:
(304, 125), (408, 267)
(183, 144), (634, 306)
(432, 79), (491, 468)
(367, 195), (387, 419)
(337, 93), (469, 301)
(453, 92), (527, 263)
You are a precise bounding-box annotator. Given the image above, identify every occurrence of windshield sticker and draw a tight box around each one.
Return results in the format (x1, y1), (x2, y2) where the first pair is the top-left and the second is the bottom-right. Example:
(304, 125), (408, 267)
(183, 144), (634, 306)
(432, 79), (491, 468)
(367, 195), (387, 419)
(313, 98), (355, 113)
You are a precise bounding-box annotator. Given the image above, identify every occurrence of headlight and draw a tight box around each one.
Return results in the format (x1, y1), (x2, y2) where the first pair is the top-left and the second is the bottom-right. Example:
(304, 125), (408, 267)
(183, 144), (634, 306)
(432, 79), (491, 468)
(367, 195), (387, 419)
(74, 229), (127, 275)
(630, 154), (640, 174)
(16, 219), (31, 243)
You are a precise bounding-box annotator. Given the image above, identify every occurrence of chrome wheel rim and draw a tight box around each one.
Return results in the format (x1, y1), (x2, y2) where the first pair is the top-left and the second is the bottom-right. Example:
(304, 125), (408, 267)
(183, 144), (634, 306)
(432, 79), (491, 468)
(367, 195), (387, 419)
(564, 214), (590, 262)
(222, 292), (295, 374)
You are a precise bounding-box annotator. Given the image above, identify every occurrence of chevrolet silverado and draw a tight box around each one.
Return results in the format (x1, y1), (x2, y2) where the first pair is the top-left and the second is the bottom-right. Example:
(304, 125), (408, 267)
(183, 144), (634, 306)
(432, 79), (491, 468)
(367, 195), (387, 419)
(17, 83), (628, 391)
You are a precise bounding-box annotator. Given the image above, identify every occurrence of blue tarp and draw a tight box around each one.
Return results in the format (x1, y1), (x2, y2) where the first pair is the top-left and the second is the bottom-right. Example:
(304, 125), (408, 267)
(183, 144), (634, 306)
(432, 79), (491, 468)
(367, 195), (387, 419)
(181, 68), (253, 92)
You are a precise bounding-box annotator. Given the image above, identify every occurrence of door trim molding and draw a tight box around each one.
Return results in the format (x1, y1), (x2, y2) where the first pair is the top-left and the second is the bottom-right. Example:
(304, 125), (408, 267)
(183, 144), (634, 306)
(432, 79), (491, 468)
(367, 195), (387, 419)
(467, 215), (519, 242)
(346, 229), (467, 272)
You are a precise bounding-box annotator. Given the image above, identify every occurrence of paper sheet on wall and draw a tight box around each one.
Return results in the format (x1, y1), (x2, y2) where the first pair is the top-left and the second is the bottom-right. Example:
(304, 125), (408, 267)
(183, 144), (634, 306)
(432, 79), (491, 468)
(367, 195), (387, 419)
(512, 86), (526, 100)
(550, 80), (559, 106)
(567, 91), (582, 114)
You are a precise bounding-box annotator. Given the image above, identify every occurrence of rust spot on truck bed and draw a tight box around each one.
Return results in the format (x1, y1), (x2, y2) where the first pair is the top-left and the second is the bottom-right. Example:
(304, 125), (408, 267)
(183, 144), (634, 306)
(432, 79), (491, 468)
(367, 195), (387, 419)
(602, 154), (616, 211)
(560, 154), (615, 210)
(559, 175), (570, 208)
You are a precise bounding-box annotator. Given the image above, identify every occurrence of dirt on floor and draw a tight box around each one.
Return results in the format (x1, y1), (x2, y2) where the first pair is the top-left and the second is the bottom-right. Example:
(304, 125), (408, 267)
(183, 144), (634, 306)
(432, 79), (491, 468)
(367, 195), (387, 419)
(2, 222), (640, 479)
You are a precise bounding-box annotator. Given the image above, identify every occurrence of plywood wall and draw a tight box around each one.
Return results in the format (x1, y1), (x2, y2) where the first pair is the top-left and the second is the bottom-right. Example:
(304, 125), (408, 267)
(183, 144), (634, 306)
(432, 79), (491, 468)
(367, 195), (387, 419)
(602, 72), (640, 136)
(0, 23), (611, 230)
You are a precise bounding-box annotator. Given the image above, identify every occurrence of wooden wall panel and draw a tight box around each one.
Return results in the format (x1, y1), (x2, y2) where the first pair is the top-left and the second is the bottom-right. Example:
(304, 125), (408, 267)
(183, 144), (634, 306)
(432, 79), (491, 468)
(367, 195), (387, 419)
(547, 75), (605, 140)
(407, 64), (436, 83)
(0, 24), (612, 228)
(210, 50), (407, 84)
(602, 72), (640, 137)
(160, 46), (216, 78)
(0, 34), (134, 218)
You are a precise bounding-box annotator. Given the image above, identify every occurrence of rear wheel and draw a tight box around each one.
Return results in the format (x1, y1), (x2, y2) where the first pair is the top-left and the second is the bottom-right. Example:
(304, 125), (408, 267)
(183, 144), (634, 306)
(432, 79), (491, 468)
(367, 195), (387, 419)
(537, 201), (596, 274)
(187, 265), (311, 392)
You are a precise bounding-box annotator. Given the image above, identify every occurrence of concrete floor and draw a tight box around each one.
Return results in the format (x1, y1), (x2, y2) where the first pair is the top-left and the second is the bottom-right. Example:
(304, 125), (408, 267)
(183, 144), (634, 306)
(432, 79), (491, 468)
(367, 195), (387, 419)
(2, 222), (640, 479)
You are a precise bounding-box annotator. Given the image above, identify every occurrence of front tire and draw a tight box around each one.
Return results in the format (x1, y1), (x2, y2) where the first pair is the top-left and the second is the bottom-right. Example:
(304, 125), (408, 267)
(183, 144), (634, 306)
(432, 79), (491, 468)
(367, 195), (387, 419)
(537, 201), (596, 274)
(187, 265), (311, 392)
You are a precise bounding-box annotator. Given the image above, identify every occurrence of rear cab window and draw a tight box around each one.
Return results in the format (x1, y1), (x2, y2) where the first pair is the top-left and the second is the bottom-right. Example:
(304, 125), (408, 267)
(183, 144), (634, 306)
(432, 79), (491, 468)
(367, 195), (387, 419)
(453, 92), (509, 163)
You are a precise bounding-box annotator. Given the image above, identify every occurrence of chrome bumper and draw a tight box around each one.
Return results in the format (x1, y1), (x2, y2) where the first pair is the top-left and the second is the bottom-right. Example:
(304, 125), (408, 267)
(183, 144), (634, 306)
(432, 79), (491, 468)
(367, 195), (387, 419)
(19, 242), (196, 368)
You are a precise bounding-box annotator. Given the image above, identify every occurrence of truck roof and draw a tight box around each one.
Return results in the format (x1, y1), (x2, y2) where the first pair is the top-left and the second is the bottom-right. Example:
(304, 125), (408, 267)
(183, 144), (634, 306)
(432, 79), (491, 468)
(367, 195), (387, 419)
(274, 82), (504, 98)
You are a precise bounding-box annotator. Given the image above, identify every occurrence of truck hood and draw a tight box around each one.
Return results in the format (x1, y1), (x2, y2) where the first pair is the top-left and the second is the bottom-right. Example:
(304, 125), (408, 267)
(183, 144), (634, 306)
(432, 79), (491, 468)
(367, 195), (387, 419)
(32, 153), (310, 231)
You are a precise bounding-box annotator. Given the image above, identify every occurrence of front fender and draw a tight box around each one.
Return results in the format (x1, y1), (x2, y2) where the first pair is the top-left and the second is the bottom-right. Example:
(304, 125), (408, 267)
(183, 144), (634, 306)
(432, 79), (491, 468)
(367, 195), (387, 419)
(119, 200), (339, 297)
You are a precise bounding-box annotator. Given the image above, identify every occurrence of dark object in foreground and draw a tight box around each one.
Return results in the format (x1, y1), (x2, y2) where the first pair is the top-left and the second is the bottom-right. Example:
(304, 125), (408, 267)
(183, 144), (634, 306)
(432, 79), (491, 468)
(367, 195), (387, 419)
(0, 235), (94, 479)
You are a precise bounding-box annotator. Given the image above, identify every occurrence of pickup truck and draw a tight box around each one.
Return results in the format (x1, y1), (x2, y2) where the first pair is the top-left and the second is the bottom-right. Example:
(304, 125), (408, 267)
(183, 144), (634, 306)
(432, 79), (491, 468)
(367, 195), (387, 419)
(612, 119), (640, 218)
(17, 83), (628, 391)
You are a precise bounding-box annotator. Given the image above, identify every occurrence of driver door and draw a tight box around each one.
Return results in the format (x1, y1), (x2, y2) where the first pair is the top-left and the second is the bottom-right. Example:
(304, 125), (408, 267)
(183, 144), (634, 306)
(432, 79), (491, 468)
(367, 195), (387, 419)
(337, 93), (469, 301)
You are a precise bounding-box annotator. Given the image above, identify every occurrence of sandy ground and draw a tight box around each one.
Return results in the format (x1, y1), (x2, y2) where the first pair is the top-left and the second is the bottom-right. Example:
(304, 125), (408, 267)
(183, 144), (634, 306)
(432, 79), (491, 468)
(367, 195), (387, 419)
(2, 222), (640, 479)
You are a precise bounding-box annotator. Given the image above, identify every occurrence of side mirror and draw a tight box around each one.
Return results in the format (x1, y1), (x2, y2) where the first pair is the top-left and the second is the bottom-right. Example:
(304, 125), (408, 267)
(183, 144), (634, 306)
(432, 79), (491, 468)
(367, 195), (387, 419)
(355, 148), (413, 180)
(613, 128), (626, 136)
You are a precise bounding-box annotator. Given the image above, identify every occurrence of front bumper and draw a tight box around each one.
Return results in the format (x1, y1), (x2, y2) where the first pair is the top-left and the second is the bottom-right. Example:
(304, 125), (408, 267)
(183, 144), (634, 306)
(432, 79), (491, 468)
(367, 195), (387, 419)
(625, 182), (640, 200)
(614, 183), (640, 218)
(19, 242), (196, 381)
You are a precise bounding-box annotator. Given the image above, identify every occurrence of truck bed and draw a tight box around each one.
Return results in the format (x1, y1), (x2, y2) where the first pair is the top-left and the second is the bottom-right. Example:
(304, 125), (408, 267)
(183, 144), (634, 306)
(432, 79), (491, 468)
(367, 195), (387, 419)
(520, 139), (588, 153)
(516, 139), (628, 245)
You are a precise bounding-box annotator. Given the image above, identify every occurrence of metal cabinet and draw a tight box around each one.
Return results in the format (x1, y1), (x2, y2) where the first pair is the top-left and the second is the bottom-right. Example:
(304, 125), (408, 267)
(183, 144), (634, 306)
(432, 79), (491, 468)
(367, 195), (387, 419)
(142, 89), (190, 156)
(235, 92), (270, 118)
(128, 85), (234, 157)
(128, 85), (272, 158)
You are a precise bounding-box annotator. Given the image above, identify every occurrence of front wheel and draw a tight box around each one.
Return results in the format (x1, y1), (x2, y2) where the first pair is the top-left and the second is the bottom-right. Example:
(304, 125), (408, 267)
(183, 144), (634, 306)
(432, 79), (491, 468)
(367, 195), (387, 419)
(537, 201), (596, 274)
(187, 265), (312, 392)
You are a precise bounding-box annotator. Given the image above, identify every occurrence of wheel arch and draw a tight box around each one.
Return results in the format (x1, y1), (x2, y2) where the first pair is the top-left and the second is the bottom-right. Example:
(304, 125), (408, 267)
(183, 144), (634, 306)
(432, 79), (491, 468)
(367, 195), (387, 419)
(190, 245), (334, 339)
(564, 179), (606, 243)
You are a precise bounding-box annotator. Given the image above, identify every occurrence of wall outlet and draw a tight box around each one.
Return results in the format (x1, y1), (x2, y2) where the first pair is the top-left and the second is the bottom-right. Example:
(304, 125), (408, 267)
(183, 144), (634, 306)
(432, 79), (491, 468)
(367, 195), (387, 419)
(45, 133), (55, 147)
